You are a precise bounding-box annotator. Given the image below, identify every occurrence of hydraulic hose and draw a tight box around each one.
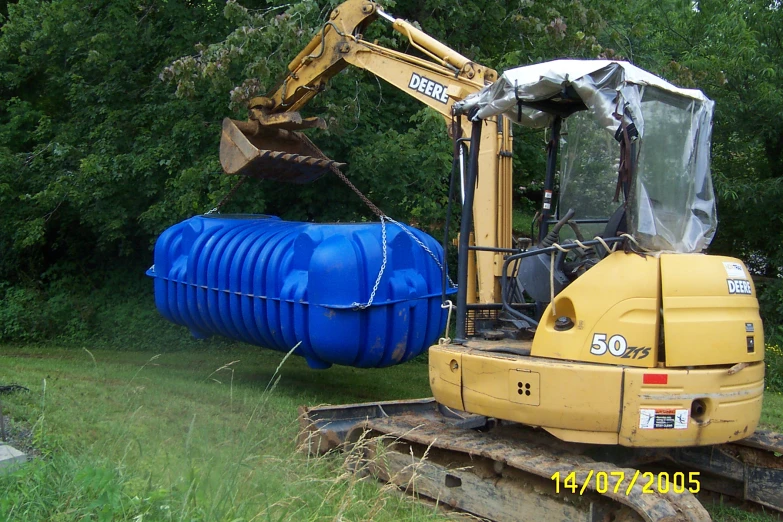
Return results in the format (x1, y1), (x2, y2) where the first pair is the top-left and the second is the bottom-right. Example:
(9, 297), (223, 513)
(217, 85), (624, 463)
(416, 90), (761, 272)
(455, 119), (483, 341)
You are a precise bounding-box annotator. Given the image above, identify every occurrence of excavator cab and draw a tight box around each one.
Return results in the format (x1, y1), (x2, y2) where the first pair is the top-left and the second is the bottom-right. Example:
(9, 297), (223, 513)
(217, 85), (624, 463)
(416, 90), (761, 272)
(431, 60), (765, 448)
(452, 60), (721, 334)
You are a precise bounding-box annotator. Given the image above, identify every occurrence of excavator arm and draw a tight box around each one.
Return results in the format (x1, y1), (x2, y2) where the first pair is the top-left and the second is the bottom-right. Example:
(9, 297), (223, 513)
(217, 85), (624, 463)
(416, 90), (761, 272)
(219, 0), (513, 305)
(245, 0), (494, 121)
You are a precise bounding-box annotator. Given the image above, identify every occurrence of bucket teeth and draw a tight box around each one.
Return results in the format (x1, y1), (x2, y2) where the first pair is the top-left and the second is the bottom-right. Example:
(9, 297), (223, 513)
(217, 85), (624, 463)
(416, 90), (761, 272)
(250, 151), (345, 184)
(220, 117), (344, 184)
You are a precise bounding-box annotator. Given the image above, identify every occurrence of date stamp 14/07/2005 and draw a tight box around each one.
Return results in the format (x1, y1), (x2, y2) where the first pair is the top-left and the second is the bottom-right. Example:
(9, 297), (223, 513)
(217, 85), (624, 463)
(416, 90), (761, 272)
(550, 470), (701, 496)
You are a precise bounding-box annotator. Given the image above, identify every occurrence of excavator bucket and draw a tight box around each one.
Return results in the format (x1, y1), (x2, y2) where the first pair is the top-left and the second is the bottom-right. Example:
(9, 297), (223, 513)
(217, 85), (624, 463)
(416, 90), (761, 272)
(219, 117), (345, 184)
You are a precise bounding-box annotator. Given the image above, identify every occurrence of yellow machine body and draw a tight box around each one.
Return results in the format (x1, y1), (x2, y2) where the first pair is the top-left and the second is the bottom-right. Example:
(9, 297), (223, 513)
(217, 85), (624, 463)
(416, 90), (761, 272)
(220, 0), (767, 452)
(430, 252), (765, 447)
(233, 4), (783, 517)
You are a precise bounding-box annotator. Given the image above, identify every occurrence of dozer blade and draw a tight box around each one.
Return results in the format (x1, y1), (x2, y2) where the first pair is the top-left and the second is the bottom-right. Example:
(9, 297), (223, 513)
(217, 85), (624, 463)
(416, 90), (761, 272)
(219, 117), (345, 184)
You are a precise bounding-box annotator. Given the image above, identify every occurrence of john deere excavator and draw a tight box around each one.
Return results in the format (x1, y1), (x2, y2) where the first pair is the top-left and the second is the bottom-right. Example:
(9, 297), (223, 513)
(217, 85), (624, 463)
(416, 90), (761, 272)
(219, 1), (783, 520)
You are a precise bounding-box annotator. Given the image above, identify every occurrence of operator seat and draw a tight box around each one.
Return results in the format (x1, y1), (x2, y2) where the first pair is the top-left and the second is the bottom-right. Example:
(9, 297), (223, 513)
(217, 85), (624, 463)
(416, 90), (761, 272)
(602, 205), (627, 238)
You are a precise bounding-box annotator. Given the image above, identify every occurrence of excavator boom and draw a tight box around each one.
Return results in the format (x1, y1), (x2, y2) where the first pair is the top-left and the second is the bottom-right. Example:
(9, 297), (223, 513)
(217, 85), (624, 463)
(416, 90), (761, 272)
(219, 0), (512, 305)
(219, 0), (496, 184)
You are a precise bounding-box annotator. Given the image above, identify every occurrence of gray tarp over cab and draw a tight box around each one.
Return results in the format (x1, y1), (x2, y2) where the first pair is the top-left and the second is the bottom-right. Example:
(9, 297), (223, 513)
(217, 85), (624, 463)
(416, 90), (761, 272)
(454, 59), (717, 253)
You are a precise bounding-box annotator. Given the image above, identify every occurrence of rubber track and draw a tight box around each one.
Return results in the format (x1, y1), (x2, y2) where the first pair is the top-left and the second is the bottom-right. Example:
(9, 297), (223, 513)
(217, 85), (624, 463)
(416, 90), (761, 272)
(358, 414), (711, 522)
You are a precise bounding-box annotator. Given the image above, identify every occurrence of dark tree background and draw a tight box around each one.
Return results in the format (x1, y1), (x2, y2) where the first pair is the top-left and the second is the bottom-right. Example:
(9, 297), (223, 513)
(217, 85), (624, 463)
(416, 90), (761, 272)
(2, 0), (782, 340)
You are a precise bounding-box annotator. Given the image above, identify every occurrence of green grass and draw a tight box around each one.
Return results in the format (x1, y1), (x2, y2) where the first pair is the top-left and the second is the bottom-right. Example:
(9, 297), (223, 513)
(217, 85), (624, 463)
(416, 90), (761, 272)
(2, 292), (783, 522)
(707, 504), (783, 522)
(512, 206), (536, 238)
(761, 391), (783, 430)
(0, 345), (442, 521)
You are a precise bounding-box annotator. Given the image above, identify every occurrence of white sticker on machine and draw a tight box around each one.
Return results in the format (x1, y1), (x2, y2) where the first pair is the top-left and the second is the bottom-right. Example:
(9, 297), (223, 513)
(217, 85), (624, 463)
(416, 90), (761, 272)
(639, 408), (689, 430)
(723, 261), (747, 279)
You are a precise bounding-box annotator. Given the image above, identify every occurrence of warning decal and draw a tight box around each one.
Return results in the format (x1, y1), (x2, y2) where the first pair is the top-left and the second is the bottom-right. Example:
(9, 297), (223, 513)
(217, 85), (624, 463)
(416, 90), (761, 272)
(639, 408), (689, 430)
(723, 261), (747, 279)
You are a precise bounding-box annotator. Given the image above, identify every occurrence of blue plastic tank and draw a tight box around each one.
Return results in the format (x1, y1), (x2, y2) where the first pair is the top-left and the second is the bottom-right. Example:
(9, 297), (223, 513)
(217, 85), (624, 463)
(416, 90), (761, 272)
(147, 214), (455, 369)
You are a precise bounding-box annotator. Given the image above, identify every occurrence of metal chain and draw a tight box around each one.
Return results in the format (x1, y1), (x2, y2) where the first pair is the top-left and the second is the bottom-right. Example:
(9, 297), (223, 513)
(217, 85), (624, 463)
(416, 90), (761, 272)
(385, 216), (456, 287)
(206, 176), (249, 215)
(352, 215), (388, 309)
(203, 166), (450, 309)
(332, 168), (456, 308)
(330, 165), (385, 309)
(329, 167), (385, 218)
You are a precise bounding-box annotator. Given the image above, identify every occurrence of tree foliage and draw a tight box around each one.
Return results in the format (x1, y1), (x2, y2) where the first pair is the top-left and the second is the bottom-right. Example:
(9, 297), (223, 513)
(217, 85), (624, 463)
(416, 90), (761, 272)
(0, 0), (235, 283)
(592, 0), (783, 272)
(1, 0), (783, 338)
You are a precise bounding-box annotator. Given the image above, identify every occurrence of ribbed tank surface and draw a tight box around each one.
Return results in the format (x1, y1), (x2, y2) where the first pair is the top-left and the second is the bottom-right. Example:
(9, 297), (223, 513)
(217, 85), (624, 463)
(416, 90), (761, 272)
(147, 214), (456, 369)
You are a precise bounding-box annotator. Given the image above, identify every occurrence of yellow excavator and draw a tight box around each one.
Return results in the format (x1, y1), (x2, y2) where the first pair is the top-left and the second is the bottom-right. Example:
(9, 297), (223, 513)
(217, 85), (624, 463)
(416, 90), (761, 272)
(219, 1), (783, 520)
